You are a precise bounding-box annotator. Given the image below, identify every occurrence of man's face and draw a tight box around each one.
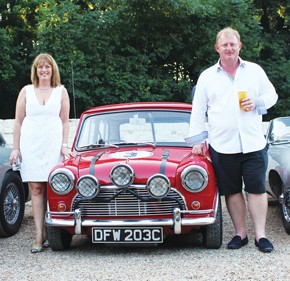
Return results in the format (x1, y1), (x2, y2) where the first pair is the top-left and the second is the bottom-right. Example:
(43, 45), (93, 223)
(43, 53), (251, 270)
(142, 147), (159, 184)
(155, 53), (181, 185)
(215, 34), (242, 62)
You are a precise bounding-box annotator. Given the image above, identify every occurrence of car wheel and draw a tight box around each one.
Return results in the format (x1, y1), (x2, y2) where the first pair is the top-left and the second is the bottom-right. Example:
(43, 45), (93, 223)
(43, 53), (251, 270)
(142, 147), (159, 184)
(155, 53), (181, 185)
(280, 187), (290, 235)
(47, 226), (72, 251)
(0, 171), (25, 237)
(202, 197), (223, 249)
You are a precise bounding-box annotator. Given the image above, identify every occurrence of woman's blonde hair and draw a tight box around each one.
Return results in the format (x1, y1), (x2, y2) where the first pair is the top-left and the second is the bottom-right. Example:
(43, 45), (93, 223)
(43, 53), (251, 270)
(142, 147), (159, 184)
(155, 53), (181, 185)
(31, 53), (61, 87)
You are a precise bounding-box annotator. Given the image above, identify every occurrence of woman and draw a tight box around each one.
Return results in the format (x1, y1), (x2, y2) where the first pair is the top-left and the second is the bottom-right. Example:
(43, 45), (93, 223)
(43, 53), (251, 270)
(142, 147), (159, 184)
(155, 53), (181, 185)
(9, 53), (72, 253)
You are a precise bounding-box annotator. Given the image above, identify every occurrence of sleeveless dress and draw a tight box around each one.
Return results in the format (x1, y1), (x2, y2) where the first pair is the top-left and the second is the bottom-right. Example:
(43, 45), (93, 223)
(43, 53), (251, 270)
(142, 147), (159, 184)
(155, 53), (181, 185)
(20, 85), (63, 182)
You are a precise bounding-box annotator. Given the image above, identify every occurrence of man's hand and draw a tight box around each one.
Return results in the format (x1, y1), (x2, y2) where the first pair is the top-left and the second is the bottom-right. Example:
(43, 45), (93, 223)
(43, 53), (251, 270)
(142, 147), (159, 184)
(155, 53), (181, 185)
(241, 97), (256, 112)
(192, 143), (206, 155)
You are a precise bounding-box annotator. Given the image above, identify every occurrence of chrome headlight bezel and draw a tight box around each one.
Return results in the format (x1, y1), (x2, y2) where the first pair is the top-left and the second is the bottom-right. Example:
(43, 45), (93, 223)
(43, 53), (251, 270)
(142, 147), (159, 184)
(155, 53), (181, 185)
(110, 164), (134, 188)
(49, 168), (75, 195)
(76, 175), (100, 199)
(146, 174), (171, 199)
(181, 165), (208, 193)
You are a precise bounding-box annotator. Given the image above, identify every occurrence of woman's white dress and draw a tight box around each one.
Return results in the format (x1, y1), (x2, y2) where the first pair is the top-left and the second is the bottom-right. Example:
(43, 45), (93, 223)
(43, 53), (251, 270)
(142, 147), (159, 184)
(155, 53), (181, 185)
(20, 85), (63, 182)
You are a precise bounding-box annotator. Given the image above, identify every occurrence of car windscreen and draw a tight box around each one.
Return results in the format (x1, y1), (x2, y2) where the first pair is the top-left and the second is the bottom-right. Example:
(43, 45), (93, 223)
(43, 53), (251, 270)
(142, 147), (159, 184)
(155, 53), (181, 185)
(76, 110), (191, 150)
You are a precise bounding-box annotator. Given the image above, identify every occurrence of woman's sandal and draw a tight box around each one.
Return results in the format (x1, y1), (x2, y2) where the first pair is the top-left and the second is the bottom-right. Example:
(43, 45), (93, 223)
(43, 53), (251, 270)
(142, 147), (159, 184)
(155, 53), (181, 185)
(31, 245), (43, 254)
(42, 240), (50, 248)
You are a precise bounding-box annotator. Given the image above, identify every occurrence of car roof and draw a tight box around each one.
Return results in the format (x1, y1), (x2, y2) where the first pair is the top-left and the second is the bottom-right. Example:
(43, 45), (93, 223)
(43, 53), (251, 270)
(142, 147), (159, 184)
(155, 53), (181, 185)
(82, 102), (192, 115)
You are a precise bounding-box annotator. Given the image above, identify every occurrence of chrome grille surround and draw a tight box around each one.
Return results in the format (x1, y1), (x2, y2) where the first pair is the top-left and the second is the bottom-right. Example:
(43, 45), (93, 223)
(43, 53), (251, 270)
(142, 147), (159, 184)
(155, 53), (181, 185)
(71, 185), (187, 217)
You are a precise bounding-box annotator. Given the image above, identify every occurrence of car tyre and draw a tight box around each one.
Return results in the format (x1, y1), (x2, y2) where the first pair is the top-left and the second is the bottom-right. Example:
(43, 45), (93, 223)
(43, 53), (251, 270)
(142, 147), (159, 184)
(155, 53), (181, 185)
(280, 187), (290, 235)
(47, 226), (72, 251)
(0, 171), (25, 237)
(202, 197), (223, 249)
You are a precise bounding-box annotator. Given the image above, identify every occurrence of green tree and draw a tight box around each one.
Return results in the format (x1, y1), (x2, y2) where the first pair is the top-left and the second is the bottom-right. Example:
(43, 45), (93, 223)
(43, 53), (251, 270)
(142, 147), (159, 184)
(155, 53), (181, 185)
(33, 0), (262, 117)
(0, 0), (288, 119)
(253, 0), (290, 119)
(0, 0), (39, 117)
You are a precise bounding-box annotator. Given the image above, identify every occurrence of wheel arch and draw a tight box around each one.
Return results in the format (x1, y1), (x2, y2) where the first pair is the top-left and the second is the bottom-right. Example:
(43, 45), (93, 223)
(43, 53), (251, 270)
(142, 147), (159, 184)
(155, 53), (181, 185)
(268, 169), (283, 198)
(0, 169), (29, 202)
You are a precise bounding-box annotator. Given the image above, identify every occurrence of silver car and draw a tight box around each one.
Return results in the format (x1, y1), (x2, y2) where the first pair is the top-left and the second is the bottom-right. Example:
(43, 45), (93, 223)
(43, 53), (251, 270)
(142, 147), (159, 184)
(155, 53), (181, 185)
(0, 133), (29, 237)
(265, 116), (290, 235)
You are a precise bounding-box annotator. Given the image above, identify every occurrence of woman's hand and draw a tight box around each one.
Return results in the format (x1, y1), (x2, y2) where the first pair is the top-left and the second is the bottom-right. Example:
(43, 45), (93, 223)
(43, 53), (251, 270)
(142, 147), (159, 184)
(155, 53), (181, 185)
(61, 146), (74, 158)
(9, 148), (22, 165)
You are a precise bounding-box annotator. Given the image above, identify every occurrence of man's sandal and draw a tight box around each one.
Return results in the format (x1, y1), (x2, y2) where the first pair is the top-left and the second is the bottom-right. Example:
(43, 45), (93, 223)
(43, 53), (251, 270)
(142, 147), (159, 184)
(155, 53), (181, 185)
(31, 245), (42, 254)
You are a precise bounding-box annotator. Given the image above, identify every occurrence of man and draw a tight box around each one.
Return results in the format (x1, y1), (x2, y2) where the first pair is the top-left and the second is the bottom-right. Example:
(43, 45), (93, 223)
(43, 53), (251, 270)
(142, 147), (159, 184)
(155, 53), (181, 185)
(186, 27), (278, 252)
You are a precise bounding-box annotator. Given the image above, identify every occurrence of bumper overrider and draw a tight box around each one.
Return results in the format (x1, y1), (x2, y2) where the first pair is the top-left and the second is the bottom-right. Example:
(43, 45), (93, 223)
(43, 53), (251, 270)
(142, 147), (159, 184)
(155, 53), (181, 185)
(45, 200), (219, 235)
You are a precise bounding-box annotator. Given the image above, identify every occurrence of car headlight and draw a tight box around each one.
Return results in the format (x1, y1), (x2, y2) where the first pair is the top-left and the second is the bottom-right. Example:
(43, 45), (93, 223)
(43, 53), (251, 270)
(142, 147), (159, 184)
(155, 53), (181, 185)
(76, 175), (100, 199)
(181, 166), (208, 193)
(146, 174), (171, 199)
(110, 164), (134, 187)
(49, 168), (75, 195)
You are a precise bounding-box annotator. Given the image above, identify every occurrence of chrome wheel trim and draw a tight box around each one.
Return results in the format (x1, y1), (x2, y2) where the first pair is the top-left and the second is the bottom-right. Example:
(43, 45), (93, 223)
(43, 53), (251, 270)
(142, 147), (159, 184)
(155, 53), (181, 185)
(3, 182), (21, 225)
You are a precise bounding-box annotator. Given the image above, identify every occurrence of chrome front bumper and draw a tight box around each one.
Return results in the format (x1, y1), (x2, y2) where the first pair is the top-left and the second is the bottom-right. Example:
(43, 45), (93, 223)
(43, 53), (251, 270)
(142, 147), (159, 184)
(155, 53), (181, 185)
(45, 207), (217, 235)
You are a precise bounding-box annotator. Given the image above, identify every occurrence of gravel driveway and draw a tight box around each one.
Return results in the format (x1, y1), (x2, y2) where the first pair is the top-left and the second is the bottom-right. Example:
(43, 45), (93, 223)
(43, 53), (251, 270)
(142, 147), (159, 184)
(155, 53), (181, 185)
(1, 198), (290, 281)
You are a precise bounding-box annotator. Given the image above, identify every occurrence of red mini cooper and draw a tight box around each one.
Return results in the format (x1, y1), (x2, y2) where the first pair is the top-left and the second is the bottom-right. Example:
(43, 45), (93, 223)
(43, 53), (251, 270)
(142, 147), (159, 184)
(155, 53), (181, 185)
(45, 102), (222, 250)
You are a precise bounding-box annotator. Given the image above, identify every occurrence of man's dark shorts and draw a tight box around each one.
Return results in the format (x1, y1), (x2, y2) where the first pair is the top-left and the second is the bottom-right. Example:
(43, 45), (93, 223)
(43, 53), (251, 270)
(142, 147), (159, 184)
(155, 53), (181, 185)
(209, 145), (268, 195)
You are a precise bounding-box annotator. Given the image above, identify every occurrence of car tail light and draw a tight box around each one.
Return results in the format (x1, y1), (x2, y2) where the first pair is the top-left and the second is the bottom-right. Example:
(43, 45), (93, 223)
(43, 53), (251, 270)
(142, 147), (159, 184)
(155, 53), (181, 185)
(110, 164), (134, 187)
(76, 175), (100, 199)
(181, 166), (208, 193)
(146, 174), (171, 199)
(49, 168), (75, 195)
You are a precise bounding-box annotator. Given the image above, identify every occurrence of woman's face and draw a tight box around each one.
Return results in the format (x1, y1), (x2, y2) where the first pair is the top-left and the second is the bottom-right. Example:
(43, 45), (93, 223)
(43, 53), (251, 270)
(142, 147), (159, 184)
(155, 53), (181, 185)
(37, 61), (52, 82)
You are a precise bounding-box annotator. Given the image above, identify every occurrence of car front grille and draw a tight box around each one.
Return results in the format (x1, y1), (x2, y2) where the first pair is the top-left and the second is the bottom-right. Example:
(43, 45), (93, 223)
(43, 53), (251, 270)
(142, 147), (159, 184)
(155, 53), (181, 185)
(71, 186), (186, 216)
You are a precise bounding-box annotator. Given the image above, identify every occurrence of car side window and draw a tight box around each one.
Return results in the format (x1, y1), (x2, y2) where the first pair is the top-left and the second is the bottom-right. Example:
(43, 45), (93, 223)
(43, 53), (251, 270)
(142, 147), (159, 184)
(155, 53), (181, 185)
(0, 134), (5, 146)
(271, 118), (290, 141)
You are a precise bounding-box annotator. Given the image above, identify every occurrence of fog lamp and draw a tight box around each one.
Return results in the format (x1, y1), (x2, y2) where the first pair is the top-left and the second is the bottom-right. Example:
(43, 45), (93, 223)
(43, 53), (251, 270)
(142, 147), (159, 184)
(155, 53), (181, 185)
(76, 175), (100, 198)
(147, 174), (171, 199)
(110, 164), (134, 187)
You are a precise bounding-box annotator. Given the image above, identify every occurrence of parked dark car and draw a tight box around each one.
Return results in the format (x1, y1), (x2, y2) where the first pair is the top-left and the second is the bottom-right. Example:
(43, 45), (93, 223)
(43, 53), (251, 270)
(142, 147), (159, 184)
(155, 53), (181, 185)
(0, 133), (29, 237)
(45, 102), (222, 251)
(265, 116), (290, 234)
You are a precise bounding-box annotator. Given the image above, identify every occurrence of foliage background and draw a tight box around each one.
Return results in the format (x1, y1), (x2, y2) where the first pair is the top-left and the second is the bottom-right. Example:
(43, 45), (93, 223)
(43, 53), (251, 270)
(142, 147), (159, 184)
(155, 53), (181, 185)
(0, 0), (289, 119)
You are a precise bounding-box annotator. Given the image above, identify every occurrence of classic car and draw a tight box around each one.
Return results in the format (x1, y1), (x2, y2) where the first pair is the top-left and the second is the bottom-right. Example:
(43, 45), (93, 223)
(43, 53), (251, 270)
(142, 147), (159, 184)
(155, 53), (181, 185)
(265, 116), (290, 235)
(0, 133), (29, 237)
(45, 102), (222, 250)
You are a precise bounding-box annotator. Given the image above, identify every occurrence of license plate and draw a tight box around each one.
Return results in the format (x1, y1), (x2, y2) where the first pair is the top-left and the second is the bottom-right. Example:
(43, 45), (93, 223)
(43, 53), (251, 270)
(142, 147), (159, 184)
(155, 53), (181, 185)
(92, 227), (163, 243)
